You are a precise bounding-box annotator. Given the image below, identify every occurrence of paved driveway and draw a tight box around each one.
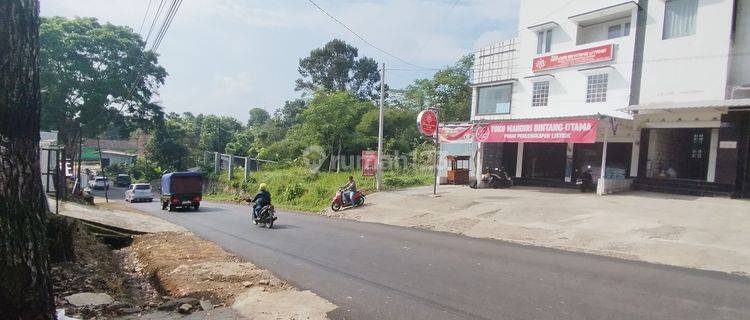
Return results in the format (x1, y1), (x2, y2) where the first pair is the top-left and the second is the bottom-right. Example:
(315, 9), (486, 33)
(332, 185), (750, 275)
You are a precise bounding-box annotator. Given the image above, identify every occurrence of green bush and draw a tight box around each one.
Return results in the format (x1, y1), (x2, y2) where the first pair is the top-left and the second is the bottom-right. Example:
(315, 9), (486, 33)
(203, 166), (431, 212)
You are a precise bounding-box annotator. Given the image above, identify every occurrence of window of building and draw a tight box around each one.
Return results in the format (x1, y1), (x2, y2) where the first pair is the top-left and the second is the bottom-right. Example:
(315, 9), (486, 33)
(607, 22), (631, 39)
(663, 0), (698, 39)
(536, 29), (552, 54)
(586, 74), (608, 103)
(476, 84), (512, 115)
(532, 81), (549, 106)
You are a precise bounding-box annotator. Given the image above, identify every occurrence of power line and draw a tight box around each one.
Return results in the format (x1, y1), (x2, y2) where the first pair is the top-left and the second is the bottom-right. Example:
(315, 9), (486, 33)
(151, 0), (184, 52)
(138, 0), (155, 36)
(304, 0), (433, 70)
(144, 0), (168, 44)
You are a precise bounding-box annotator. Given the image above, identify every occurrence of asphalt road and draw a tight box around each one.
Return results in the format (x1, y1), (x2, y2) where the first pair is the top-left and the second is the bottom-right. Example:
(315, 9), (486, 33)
(121, 200), (750, 320)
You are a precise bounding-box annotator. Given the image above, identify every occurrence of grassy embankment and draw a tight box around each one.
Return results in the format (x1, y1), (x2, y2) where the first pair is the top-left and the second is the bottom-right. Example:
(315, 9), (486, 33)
(204, 166), (432, 212)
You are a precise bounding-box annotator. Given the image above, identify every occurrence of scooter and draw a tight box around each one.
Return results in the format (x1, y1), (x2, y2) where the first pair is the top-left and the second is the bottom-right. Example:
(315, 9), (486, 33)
(477, 167), (513, 189)
(252, 204), (277, 228)
(331, 188), (365, 211)
(576, 167), (595, 193)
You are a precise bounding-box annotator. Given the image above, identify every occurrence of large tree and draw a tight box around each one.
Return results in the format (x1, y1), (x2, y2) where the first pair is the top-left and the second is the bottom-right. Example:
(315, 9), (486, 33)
(0, 0), (55, 318)
(39, 17), (167, 157)
(295, 91), (374, 170)
(296, 39), (381, 100)
(145, 118), (189, 171)
(273, 99), (307, 127)
(247, 107), (270, 127)
(198, 115), (242, 154)
(395, 54), (474, 122)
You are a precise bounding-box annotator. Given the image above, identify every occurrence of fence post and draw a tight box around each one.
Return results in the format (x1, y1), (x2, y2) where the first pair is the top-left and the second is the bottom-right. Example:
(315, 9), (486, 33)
(214, 152), (219, 174)
(244, 157), (249, 182)
(227, 155), (232, 181)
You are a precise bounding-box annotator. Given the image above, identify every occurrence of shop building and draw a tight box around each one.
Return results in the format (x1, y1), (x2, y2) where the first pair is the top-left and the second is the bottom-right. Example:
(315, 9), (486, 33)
(468, 0), (750, 197)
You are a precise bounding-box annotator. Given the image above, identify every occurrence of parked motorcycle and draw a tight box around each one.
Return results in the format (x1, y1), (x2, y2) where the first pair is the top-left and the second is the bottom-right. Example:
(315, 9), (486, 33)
(576, 166), (595, 193)
(253, 204), (277, 228)
(331, 188), (365, 211)
(478, 167), (513, 189)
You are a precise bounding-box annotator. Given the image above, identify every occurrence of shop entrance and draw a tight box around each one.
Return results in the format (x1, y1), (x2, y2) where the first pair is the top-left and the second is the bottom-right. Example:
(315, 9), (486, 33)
(572, 143), (632, 181)
(522, 143), (566, 180)
(481, 143), (517, 175)
(644, 128), (712, 181)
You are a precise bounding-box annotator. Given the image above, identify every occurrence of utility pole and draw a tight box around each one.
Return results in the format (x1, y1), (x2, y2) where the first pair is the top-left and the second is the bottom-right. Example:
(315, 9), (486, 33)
(376, 63), (385, 191)
(433, 108), (439, 196)
(96, 137), (108, 203)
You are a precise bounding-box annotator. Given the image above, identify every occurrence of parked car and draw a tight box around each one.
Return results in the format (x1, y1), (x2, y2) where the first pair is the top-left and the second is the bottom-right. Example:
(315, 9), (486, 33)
(115, 174), (132, 187)
(125, 183), (154, 202)
(160, 172), (203, 211)
(88, 176), (108, 190)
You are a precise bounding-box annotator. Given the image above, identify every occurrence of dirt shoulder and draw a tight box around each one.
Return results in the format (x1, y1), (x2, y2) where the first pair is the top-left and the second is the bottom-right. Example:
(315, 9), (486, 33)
(126, 231), (336, 319)
(329, 185), (750, 276)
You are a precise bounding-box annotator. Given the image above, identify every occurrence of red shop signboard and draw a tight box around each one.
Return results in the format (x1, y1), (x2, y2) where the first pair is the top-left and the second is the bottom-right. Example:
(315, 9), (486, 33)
(532, 44), (614, 72)
(361, 150), (377, 176)
(474, 118), (598, 143)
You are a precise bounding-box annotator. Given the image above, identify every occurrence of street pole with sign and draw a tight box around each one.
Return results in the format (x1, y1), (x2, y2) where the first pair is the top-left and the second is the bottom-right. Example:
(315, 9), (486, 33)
(417, 108), (439, 195)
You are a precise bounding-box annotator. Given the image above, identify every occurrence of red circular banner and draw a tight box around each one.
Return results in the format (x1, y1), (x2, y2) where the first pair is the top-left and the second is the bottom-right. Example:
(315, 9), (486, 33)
(417, 109), (438, 137)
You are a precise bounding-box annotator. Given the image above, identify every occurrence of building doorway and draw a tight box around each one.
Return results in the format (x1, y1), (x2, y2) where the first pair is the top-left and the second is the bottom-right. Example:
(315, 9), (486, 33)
(481, 143), (517, 176)
(522, 143), (566, 180)
(572, 143), (632, 181)
(645, 128), (711, 180)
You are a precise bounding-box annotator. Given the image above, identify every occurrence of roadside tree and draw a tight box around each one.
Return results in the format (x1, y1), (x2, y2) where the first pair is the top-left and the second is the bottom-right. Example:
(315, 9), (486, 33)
(0, 0), (55, 318)
(39, 17), (166, 159)
(296, 39), (382, 100)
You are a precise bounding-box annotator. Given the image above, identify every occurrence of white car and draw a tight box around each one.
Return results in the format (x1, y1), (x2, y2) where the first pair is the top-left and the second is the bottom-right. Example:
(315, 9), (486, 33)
(88, 176), (108, 190)
(125, 183), (154, 202)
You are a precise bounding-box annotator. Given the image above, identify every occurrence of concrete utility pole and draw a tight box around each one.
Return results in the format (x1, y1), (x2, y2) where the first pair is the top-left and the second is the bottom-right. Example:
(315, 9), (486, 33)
(376, 63), (385, 191)
(433, 108), (439, 196)
(96, 138), (108, 202)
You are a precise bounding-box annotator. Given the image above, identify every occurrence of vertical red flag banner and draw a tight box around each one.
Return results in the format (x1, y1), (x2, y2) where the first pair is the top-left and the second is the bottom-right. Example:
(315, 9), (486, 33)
(362, 150), (377, 176)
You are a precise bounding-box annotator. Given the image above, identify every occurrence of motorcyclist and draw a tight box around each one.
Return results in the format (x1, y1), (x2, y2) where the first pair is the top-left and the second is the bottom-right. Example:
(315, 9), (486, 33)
(251, 183), (271, 221)
(341, 176), (357, 205)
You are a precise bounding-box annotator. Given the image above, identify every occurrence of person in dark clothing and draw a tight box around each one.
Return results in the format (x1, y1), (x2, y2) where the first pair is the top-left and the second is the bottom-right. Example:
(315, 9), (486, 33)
(251, 183), (271, 221)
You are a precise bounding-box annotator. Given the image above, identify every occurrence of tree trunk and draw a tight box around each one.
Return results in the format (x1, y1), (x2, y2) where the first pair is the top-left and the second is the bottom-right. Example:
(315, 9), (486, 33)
(336, 139), (342, 173)
(0, 1), (55, 319)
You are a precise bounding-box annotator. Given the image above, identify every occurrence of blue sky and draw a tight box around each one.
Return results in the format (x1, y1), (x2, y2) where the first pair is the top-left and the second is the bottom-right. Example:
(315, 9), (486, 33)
(43, 0), (519, 122)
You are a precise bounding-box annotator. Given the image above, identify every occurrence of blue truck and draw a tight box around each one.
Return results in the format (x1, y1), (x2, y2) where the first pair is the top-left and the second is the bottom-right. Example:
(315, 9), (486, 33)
(160, 172), (203, 211)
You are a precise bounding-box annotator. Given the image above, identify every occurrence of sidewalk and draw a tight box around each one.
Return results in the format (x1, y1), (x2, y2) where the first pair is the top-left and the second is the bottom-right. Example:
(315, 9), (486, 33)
(58, 201), (186, 233)
(331, 185), (750, 275)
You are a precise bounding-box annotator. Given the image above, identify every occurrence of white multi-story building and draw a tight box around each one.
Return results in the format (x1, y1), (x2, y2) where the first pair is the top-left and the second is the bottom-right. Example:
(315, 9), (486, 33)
(466, 0), (750, 197)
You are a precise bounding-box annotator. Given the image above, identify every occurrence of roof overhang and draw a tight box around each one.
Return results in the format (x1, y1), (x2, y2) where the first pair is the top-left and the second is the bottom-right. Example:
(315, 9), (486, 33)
(527, 21), (559, 33)
(579, 65), (615, 76)
(569, 1), (638, 27)
(472, 79), (518, 88)
(624, 99), (750, 112)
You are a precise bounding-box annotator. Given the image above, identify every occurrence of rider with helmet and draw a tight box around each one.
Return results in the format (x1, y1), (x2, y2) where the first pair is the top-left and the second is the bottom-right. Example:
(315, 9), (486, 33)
(251, 183), (271, 220)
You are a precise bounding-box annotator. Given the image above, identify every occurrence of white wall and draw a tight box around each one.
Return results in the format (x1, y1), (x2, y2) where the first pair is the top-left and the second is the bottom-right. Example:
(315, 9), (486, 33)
(472, 0), (638, 122)
(639, 0), (736, 103)
(729, 0), (750, 94)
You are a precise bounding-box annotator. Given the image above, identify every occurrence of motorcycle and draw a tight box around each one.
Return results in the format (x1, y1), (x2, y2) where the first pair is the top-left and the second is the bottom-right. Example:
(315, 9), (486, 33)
(331, 188), (365, 211)
(475, 167), (513, 189)
(576, 166), (595, 193)
(246, 198), (277, 228)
